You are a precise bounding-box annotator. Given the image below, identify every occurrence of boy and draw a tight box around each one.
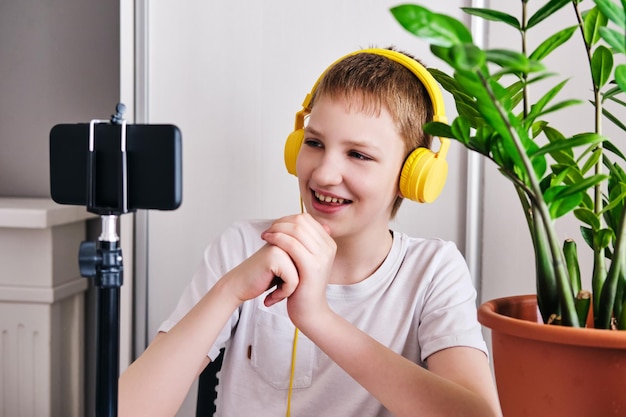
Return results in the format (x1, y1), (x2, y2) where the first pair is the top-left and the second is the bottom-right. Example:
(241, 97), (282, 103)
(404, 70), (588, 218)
(119, 47), (502, 417)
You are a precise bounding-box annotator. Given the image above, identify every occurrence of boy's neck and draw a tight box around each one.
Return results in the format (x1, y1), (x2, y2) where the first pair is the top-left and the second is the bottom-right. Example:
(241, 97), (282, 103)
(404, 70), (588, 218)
(329, 227), (393, 285)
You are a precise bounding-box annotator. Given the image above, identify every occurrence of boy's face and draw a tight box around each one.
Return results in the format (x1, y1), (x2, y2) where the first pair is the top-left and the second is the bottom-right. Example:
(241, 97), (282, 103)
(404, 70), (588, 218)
(296, 94), (405, 240)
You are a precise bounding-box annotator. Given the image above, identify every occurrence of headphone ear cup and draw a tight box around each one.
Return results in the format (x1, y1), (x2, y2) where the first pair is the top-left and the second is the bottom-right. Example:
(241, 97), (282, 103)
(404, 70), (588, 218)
(284, 128), (304, 176)
(399, 147), (448, 203)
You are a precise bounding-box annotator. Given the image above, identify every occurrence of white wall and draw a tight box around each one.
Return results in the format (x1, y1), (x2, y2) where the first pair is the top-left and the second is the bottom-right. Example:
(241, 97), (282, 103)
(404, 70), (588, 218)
(140, 1), (469, 415)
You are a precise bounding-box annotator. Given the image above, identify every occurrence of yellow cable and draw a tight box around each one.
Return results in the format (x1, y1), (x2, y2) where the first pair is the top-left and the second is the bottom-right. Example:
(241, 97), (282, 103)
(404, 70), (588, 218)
(286, 327), (299, 417)
(286, 198), (304, 417)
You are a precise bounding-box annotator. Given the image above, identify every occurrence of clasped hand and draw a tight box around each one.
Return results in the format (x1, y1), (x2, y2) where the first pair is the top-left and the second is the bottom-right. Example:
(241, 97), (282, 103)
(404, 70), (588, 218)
(226, 213), (336, 329)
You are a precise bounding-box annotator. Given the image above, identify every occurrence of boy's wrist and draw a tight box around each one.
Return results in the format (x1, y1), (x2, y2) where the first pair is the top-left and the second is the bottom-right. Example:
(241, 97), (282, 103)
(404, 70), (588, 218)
(291, 303), (337, 338)
(210, 274), (245, 310)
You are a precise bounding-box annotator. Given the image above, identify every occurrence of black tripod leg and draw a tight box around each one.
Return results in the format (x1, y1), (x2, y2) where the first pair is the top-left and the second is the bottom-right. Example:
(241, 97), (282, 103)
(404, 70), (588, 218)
(95, 286), (121, 417)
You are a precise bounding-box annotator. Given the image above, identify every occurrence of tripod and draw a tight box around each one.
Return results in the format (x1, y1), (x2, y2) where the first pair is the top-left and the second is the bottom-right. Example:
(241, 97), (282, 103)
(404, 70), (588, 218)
(50, 103), (182, 417)
(78, 104), (131, 417)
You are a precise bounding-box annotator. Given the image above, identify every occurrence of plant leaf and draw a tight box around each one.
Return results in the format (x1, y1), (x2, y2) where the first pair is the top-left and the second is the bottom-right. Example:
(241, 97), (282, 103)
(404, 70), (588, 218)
(603, 106), (626, 133)
(560, 173), (609, 198)
(601, 188), (626, 217)
(594, 0), (626, 29)
(580, 225), (595, 248)
(429, 67), (486, 127)
(583, 6), (608, 46)
(533, 154), (548, 179)
(608, 160), (626, 182)
(551, 163), (584, 185)
(608, 162), (626, 188)
(461, 7), (521, 29)
(530, 26), (578, 61)
(508, 87), (525, 109)
(550, 192), (583, 218)
(526, 79), (569, 124)
(599, 27), (626, 54)
(528, 0), (572, 29)
(423, 121), (453, 139)
(470, 125), (495, 155)
(450, 44), (486, 72)
(549, 150), (578, 166)
(576, 208), (602, 230)
(543, 125), (567, 143)
(580, 147), (603, 174)
(430, 44), (453, 63)
(616, 64), (626, 93)
(390, 4), (473, 47)
(594, 228), (615, 250)
(540, 126), (580, 164)
(540, 99), (585, 117)
(604, 85), (626, 102)
(591, 45), (614, 88)
(486, 49), (545, 75)
(456, 101), (484, 127)
(529, 133), (605, 158)
(544, 184), (566, 203)
(604, 140), (626, 162)
(532, 120), (549, 139)
(455, 71), (509, 130)
(526, 72), (560, 85)
(450, 117), (472, 145)
(545, 174), (608, 213)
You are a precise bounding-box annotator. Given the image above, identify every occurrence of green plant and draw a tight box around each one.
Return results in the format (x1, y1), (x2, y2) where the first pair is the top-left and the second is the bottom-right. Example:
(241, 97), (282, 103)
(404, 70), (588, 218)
(391, 0), (626, 329)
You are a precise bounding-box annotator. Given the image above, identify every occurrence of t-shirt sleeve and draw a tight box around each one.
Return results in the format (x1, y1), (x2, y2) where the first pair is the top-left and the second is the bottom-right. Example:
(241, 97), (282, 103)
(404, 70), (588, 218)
(418, 242), (488, 361)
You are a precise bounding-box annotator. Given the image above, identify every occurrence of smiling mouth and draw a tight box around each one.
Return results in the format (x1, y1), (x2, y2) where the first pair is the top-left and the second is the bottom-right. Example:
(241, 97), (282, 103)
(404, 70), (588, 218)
(314, 191), (352, 205)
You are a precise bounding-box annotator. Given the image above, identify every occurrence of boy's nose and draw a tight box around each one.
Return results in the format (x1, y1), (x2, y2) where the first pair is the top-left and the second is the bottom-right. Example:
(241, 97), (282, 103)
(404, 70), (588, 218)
(312, 155), (343, 186)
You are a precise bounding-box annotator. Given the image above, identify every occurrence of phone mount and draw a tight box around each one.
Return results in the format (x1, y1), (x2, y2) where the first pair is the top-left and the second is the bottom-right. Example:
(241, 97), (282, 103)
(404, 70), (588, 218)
(86, 103), (132, 216)
(50, 103), (182, 417)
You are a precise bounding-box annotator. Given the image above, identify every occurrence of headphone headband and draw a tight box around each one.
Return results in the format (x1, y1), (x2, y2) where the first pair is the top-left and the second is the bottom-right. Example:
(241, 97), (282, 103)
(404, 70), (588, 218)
(302, 48), (448, 125)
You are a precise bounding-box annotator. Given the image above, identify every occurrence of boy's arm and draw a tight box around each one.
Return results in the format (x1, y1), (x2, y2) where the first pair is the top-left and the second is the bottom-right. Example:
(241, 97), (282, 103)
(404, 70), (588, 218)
(118, 243), (298, 417)
(426, 346), (503, 416)
(118, 277), (239, 417)
(297, 308), (502, 417)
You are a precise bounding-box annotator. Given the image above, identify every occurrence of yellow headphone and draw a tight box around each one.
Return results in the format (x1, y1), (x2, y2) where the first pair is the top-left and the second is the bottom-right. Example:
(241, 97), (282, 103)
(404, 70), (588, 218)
(284, 48), (450, 204)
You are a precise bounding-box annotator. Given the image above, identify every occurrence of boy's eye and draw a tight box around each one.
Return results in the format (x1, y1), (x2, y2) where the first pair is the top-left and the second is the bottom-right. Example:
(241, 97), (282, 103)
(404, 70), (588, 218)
(303, 139), (322, 148)
(349, 151), (372, 161)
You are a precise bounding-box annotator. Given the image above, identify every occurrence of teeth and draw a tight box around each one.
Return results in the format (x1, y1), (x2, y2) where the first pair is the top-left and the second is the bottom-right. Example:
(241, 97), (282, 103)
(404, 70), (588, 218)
(315, 191), (345, 204)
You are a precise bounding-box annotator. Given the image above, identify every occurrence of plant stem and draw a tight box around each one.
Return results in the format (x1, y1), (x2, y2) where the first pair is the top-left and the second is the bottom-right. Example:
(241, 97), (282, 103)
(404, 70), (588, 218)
(515, 183), (560, 320)
(533, 205), (560, 321)
(597, 202), (626, 328)
(572, 0), (608, 323)
(564, 239), (582, 295)
(521, 0), (530, 118)
(477, 71), (581, 326)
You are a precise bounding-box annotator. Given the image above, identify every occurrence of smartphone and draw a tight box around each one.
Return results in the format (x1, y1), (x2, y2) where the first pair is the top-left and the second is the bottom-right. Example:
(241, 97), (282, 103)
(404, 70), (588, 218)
(50, 123), (182, 213)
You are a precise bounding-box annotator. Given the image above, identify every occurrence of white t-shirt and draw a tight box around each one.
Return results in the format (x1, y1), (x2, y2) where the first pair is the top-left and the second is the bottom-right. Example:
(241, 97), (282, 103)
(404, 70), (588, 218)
(159, 220), (487, 417)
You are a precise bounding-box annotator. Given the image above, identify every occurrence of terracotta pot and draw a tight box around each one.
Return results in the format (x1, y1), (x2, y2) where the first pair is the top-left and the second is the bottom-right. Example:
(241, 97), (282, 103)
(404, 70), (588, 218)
(478, 294), (626, 417)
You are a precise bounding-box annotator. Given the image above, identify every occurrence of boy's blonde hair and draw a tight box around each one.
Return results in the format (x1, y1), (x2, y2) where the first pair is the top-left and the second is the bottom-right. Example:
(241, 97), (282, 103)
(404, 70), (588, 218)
(310, 47), (434, 217)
